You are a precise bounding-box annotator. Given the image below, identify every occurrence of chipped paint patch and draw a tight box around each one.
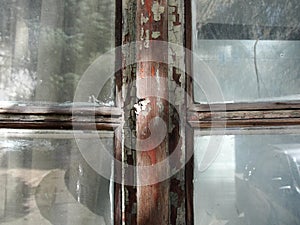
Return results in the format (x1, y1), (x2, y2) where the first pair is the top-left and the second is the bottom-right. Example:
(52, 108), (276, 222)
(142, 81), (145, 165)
(141, 13), (149, 25)
(152, 1), (165, 21)
(134, 98), (151, 115)
(144, 30), (150, 48)
(140, 27), (145, 40)
(152, 31), (161, 39)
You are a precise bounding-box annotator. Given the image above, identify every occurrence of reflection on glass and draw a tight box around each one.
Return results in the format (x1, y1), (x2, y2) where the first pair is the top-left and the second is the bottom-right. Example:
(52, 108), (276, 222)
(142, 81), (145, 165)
(0, 130), (114, 224)
(193, 0), (300, 103)
(194, 132), (300, 225)
(0, 0), (115, 103)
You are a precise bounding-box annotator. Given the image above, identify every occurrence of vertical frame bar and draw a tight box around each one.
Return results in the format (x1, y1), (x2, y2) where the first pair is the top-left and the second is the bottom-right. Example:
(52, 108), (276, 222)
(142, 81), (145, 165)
(135, 0), (169, 224)
(114, 0), (123, 224)
(184, 0), (194, 224)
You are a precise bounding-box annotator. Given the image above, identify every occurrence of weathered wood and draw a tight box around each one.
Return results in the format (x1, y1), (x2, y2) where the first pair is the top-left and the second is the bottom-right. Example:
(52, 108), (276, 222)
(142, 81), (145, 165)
(168, 0), (187, 221)
(0, 114), (121, 123)
(0, 103), (121, 130)
(0, 103), (121, 116)
(185, 126), (194, 225)
(0, 121), (119, 130)
(196, 126), (300, 136)
(184, 0), (193, 109)
(184, 1), (194, 224)
(114, 127), (123, 225)
(189, 103), (300, 128)
(136, 0), (169, 224)
(191, 109), (300, 121)
(114, 0), (123, 222)
(190, 101), (300, 112)
(191, 119), (300, 128)
(0, 129), (113, 139)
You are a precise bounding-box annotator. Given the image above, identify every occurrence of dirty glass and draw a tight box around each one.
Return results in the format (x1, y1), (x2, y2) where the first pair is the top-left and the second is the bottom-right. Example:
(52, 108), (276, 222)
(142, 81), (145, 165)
(193, 0), (300, 103)
(194, 131), (300, 225)
(0, 130), (114, 225)
(0, 0), (115, 104)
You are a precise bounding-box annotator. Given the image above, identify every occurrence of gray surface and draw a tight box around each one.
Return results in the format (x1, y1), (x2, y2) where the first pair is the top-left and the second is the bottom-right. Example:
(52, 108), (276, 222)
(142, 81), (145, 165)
(0, 137), (113, 225)
(194, 40), (300, 103)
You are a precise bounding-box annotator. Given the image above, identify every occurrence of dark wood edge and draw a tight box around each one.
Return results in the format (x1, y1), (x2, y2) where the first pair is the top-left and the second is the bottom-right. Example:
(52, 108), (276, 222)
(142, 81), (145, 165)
(115, 0), (123, 224)
(115, 0), (123, 109)
(184, 1), (194, 224)
(189, 101), (300, 112)
(184, 0), (194, 109)
(190, 119), (300, 129)
(185, 125), (194, 225)
(0, 122), (119, 130)
(114, 126), (123, 225)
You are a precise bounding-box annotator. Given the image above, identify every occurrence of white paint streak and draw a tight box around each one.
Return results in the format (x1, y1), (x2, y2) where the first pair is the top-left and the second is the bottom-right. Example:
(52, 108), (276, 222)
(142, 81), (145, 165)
(141, 13), (149, 25)
(144, 30), (150, 48)
(140, 27), (145, 41)
(152, 31), (161, 39)
(152, 1), (165, 21)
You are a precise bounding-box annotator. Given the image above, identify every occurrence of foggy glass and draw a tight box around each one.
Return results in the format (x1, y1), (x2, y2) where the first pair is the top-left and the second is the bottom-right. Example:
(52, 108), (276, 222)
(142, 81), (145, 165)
(0, 0), (115, 104)
(194, 132), (300, 225)
(193, 0), (300, 103)
(0, 130), (114, 224)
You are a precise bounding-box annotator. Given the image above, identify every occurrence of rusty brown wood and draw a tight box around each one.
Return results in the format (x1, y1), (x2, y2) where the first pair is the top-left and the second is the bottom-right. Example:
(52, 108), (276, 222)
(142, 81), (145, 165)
(189, 109), (300, 129)
(190, 119), (300, 129)
(136, 0), (169, 224)
(192, 109), (300, 121)
(114, 127), (123, 225)
(114, 0), (123, 223)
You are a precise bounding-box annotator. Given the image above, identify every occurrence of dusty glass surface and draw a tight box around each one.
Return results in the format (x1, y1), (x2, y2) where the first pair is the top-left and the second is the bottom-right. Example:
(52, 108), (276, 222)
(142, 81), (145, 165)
(0, 0), (115, 104)
(194, 132), (300, 225)
(0, 130), (114, 225)
(193, 0), (300, 103)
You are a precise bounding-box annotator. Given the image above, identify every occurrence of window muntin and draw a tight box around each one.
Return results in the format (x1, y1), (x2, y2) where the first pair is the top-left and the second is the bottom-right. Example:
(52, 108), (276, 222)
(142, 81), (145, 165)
(193, 0), (300, 103)
(0, 0), (115, 104)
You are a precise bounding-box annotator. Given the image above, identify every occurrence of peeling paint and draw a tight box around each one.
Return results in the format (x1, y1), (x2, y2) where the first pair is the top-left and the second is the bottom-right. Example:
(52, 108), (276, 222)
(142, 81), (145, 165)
(173, 25), (181, 33)
(167, 0), (186, 224)
(140, 27), (145, 40)
(152, 31), (161, 39)
(141, 13), (149, 25)
(144, 29), (150, 48)
(152, 1), (165, 21)
(134, 98), (151, 115)
(169, 0), (178, 7)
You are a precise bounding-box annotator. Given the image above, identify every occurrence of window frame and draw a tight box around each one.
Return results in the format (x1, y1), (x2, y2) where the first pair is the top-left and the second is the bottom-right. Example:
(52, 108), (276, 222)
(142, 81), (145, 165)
(1, 0), (300, 224)
(185, 0), (300, 224)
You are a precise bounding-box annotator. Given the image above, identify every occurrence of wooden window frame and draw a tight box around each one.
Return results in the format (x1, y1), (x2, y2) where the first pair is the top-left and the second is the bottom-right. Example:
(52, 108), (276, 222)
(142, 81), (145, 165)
(185, 1), (300, 224)
(1, 0), (300, 224)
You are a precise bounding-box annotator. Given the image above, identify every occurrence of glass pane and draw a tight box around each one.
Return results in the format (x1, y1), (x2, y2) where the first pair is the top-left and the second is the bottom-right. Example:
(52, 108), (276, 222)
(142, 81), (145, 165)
(193, 0), (300, 103)
(0, 0), (115, 104)
(194, 131), (300, 225)
(0, 130), (114, 224)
